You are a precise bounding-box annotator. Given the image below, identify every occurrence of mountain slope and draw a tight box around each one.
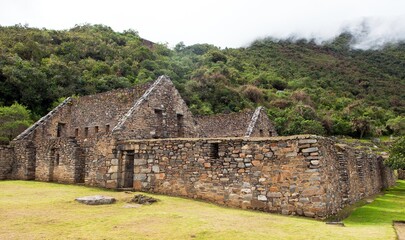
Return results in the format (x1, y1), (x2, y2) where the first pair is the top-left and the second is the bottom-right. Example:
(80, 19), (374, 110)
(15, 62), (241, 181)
(0, 24), (403, 138)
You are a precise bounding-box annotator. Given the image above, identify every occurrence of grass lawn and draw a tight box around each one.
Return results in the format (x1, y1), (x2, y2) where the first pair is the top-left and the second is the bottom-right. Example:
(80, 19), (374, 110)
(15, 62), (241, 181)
(0, 180), (404, 240)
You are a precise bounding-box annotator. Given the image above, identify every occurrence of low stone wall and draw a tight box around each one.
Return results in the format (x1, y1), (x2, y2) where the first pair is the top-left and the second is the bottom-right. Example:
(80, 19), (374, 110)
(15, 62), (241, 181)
(108, 135), (395, 218)
(319, 141), (396, 215)
(0, 145), (14, 180)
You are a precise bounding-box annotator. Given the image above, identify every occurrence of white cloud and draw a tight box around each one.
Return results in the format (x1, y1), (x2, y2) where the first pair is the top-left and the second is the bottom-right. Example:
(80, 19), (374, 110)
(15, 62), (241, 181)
(0, 0), (404, 48)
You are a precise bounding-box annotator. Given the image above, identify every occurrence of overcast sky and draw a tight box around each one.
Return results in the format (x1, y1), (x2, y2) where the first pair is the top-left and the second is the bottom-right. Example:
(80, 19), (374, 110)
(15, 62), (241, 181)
(1, 0), (405, 49)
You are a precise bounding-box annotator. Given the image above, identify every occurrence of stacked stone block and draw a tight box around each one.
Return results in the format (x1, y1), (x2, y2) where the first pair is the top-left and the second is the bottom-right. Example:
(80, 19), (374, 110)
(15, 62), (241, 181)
(0, 145), (14, 180)
(108, 135), (395, 218)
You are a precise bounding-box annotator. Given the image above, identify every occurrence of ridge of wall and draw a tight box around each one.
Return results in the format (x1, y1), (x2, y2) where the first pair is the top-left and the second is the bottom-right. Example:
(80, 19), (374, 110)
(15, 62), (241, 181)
(113, 75), (166, 132)
(14, 97), (72, 141)
(244, 107), (263, 137)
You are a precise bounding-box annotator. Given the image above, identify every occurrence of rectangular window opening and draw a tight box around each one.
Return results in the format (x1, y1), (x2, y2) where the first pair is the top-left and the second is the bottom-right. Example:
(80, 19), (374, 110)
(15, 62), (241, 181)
(259, 129), (264, 137)
(84, 127), (89, 137)
(209, 143), (219, 159)
(105, 124), (110, 133)
(55, 153), (60, 165)
(75, 128), (79, 137)
(177, 114), (184, 137)
(94, 126), (99, 134)
(154, 109), (164, 138)
(57, 123), (66, 137)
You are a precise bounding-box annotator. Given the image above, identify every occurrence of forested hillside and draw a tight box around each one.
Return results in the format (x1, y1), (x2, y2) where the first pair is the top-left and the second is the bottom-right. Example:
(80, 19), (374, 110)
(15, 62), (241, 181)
(0, 24), (404, 142)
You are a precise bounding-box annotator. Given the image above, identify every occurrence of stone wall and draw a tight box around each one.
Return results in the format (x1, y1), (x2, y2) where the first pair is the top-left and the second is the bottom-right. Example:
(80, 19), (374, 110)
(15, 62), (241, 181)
(3, 132), (395, 218)
(70, 85), (150, 139)
(78, 135), (116, 187)
(317, 141), (396, 215)
(0, 145), (14, 180)
(248, 107), (278, 137)
(10, 140), (36, 180)
(196, 111), (254, 138)
(104, 135), (395, 218)
(114, 77), (198, 139)
(3, 75), (395, 219)
(34, 137), (83, 183)
(196, 107), (277, 138)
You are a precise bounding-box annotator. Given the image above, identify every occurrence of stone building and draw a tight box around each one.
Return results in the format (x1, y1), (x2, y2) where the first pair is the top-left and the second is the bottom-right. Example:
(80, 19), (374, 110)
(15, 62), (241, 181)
(0, 75), (396, 218)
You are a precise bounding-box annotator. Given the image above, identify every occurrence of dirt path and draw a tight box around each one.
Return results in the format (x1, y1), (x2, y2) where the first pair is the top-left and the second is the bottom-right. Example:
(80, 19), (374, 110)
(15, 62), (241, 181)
(394, 222), (405, 240)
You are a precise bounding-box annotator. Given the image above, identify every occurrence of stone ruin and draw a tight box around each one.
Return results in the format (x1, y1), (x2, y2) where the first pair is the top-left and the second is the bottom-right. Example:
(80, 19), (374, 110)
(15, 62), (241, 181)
(75, 195), (116, 205)
(0, 75), (396, 219)
(130, 194), (158, 205)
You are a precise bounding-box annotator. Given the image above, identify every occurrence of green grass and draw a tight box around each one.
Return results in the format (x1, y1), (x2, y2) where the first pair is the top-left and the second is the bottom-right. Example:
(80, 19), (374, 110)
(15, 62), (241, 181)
(0, 180), (404, 240)
(344, 180), (405, 230)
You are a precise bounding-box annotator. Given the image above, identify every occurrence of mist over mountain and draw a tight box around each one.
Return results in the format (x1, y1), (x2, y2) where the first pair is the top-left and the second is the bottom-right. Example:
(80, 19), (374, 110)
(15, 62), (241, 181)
(250, 17), (405, 50)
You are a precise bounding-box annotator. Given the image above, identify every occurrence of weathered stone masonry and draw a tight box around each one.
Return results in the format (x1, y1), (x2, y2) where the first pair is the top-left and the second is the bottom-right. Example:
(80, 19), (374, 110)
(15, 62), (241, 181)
(108, 135), (395, 218)
(0, 145), (13, 180)
(0, 75), (395, 219)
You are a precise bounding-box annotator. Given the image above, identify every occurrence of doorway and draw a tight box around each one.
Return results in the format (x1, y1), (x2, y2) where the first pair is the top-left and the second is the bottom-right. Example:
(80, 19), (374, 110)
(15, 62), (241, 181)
(26, 145), (36, 180)
(123, 150), (135, 188)
(49, 148), (56, 181)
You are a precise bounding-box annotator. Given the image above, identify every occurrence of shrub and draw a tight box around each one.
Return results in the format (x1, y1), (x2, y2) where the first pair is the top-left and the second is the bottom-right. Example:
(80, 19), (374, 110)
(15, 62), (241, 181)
(242, 85), (263, 103)
(384, 136), (405, 169)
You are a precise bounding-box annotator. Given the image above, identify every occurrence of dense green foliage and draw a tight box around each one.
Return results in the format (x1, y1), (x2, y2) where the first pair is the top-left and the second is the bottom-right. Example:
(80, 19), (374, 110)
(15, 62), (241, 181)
(0, 102), (32, 143)
(0, 24), (404, 139)
(384, 136), (405, 169)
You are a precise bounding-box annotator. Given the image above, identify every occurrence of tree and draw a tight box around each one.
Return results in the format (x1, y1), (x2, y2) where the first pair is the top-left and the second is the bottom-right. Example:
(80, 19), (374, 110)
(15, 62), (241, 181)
(384, 136), (405, 170)
(0, 103), (33, 144)
(351, 116), (371, 138)
(386, 116), (405, 136)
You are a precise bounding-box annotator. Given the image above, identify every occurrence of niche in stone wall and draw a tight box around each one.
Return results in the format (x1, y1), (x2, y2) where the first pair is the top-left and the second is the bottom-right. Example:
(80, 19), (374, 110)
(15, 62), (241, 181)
(209, 143), (219, 159)
(57, 123), (66, 137)
(154, 109), (164, 138)
(49, 148), (59, 181)
(55, 153), (60, 166)
(177, 114), (184, 137)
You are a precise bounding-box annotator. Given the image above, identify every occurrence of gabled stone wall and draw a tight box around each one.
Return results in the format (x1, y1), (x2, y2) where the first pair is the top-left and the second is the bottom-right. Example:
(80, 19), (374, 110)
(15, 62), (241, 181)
(70, 85), (150, 140)
(114, 77), (198, 140)
(248, 107), (278, 137)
